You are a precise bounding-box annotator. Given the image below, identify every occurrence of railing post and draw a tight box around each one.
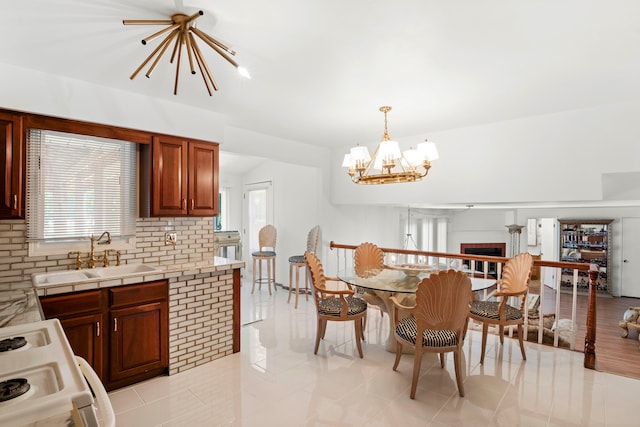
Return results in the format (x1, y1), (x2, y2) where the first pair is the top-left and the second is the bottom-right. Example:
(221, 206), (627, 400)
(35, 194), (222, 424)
(584, 264), (599, 369)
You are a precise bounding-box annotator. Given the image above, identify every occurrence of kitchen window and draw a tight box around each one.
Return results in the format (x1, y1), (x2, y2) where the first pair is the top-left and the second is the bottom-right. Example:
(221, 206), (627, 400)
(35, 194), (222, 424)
(26, 129), (137, 255)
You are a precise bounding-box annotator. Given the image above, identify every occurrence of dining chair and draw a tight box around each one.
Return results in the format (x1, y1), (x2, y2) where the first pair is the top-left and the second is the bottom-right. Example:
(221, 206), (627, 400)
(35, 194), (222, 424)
(354, 242), (384, 277)
(390, 269), (472, 398)
(251, 224), (277, 294)
(287, 225), (321, 308)
(305, 251), (367, 358)
(468, 252), (533, 364)
(354, 242), (386, 326)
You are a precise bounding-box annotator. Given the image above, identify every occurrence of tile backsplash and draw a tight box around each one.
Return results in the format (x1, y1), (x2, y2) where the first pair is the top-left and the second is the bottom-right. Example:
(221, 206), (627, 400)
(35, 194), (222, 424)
(0, 217), (215, 290)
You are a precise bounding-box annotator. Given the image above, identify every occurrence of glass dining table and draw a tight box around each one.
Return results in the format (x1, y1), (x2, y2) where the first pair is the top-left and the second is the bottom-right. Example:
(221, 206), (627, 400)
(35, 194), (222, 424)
(338, 267), (496, 352)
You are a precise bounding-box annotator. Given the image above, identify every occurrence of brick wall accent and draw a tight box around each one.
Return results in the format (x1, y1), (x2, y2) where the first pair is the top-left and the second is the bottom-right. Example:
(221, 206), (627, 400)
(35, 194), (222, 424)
(0, 217), (215, 290)
(167, 270), (235, 374)
(0, 217), (239, 374)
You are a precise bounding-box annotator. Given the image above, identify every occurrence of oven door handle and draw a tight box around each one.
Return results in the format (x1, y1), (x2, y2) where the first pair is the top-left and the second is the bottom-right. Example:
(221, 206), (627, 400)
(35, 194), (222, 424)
(76, 356), (115, 427)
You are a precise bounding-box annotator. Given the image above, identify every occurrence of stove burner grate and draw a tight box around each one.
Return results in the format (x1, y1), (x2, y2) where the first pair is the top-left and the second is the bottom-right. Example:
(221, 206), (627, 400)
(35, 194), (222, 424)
(0, 378), (31, 402)
(0, 337), (27, 352)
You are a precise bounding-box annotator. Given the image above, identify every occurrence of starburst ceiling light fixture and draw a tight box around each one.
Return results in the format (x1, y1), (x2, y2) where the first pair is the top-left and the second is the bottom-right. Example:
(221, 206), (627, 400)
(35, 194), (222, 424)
(342, 106), (439, 185)
(123, 10), (250, 95)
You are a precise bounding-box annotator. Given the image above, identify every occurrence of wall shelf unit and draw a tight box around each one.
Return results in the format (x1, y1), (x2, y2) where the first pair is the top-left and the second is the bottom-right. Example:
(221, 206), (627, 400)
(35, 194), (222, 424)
(559, 219), (612, 292)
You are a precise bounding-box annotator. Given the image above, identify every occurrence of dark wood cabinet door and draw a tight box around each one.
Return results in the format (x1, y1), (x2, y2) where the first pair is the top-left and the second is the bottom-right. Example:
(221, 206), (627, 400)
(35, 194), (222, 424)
(109, 300), (168, 383)
(0, 112), (24, 218)
(152, 135), (188, 216)
(188, 141), (218, 216)
(58, 313), (105, 381)
(40, 290), (106, 381)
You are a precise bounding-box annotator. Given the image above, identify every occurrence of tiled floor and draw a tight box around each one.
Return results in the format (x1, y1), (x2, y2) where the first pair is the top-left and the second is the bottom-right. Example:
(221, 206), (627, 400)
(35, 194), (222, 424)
(108, 280), (640, 426)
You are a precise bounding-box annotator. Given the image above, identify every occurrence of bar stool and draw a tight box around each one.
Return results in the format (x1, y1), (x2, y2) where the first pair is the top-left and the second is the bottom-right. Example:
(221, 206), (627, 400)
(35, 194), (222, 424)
(251, 225), (277, 294)
(288, 225), (321, 308)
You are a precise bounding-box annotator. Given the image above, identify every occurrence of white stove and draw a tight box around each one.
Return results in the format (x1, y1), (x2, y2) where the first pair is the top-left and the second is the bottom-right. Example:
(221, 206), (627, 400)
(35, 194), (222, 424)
(0, 319), (114, 426)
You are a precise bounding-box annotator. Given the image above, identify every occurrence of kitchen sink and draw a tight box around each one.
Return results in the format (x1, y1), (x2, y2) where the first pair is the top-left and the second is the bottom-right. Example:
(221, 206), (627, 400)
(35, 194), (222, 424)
(31, 270), (93, 286)
(87, 264), (161, 278)
(32, 264), (161, 287)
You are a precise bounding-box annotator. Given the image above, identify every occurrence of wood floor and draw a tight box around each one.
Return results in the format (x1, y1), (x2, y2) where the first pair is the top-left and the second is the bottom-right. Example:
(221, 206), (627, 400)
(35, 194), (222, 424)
(535, 282), (640, 379)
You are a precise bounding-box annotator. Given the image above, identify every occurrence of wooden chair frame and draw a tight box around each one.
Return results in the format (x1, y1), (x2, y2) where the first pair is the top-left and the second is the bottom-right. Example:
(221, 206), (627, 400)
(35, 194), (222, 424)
(354, 242), (386, 326)
(469, 252), (533, 364)
(305, 251), (367, 358)
(390, 269), (471, 398)
(252, 224), (277, 294)
(288, 225), (321, 308)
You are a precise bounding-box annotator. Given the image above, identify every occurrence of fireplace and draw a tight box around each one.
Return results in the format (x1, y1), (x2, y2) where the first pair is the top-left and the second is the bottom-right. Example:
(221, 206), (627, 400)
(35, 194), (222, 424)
(460, 243), (506, 275)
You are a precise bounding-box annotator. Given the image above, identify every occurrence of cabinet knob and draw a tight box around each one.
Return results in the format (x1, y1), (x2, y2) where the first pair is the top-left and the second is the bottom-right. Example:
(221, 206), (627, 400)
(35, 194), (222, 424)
(191, 199), (195, 210)
(96, 321), (100, 337)
(12, 194), (17, 210)
(624, 259), (629, 263)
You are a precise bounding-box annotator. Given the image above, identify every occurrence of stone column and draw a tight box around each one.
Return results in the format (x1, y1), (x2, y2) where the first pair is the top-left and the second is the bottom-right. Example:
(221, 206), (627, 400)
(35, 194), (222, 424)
(506, 224), (525, 257)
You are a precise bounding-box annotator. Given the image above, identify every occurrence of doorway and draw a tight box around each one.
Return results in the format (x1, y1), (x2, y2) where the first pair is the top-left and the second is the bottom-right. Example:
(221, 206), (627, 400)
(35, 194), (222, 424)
(621, 218), (640, 297)
(242, 181), (274, 274)
(540, 218), (559, 289)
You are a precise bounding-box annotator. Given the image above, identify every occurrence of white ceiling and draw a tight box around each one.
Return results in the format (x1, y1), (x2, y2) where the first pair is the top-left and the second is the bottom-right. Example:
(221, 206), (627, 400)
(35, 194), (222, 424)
(2, 1), (640, 149)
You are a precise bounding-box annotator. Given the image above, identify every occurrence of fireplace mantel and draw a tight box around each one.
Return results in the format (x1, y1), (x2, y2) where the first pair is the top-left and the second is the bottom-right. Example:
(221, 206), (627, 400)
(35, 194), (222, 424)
(460, 243), (506, 257)
(460, 243), (506, 276)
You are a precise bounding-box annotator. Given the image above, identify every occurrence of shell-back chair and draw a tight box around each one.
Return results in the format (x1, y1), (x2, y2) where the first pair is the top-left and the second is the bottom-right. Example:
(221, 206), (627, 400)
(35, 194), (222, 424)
(390, 269), (472, 398)
(354, 242), (386, 325)
(305, 251), (367, 358)
(469, 252), (534, 364)
(354, 242), (385, 278)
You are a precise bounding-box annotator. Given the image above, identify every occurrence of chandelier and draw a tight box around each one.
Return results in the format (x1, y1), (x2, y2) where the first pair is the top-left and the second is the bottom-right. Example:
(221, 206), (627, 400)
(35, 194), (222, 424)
(123, 10), (250, 95)
(342, 106), (439, 185)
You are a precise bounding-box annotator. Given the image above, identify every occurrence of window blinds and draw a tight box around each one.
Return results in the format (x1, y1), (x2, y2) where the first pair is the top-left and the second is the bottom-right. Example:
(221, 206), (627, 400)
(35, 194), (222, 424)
(26, 130), (137, 241)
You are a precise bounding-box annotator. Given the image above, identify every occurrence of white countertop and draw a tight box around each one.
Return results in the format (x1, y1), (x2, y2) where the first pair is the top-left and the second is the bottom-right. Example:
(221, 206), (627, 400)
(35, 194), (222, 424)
(34, 256), (245, 296)
(0, 288), (44, 327)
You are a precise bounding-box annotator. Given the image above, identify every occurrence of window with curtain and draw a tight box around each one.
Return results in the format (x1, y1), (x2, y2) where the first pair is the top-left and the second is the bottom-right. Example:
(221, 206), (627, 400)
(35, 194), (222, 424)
(26, 129), (137, 253)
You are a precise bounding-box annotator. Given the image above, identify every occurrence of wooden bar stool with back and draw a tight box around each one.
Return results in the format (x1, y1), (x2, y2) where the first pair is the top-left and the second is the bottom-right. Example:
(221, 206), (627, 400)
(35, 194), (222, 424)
(251, 224), (277, 294)
(287, 225), (321, 308)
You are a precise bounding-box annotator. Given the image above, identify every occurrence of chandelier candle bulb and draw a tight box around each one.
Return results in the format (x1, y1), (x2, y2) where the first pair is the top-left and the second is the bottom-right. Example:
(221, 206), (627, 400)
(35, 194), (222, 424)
(343, 106), (438, 184)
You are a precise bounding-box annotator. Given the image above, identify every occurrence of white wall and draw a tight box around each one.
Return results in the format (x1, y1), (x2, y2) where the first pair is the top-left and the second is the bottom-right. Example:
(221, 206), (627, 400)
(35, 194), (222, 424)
(330, 100), (640, 206)
(227, 155), (406, 282)
(239, 159), (322, 285)
(218, 171), (243, 233)
(0, 63), (227, 142)
(448, 209), (513, 254)
(0, 62), (331, 170)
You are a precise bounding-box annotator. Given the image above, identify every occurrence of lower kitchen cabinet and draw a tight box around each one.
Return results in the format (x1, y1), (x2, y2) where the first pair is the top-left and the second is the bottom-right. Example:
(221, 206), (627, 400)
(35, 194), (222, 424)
(108, 281), (169, 387)
(61, 312), (106, 378)
(40, 280), (168, 390)
(39, 290), (106, 379)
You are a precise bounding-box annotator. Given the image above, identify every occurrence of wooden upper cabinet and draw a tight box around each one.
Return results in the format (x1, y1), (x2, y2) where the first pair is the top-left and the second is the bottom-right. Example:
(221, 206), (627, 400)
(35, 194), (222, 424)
(145, 135), (218, 217)
(152, 136), (188, 216)
(189, 141), (218, 216)
(0, 112), (24, 218)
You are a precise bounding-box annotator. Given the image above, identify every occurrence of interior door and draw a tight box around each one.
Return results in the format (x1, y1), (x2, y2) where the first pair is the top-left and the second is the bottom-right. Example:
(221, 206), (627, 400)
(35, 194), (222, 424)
(621, 218), (640, 297)
(540, 218), (559, 289)
(242, 181), (273, 271)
